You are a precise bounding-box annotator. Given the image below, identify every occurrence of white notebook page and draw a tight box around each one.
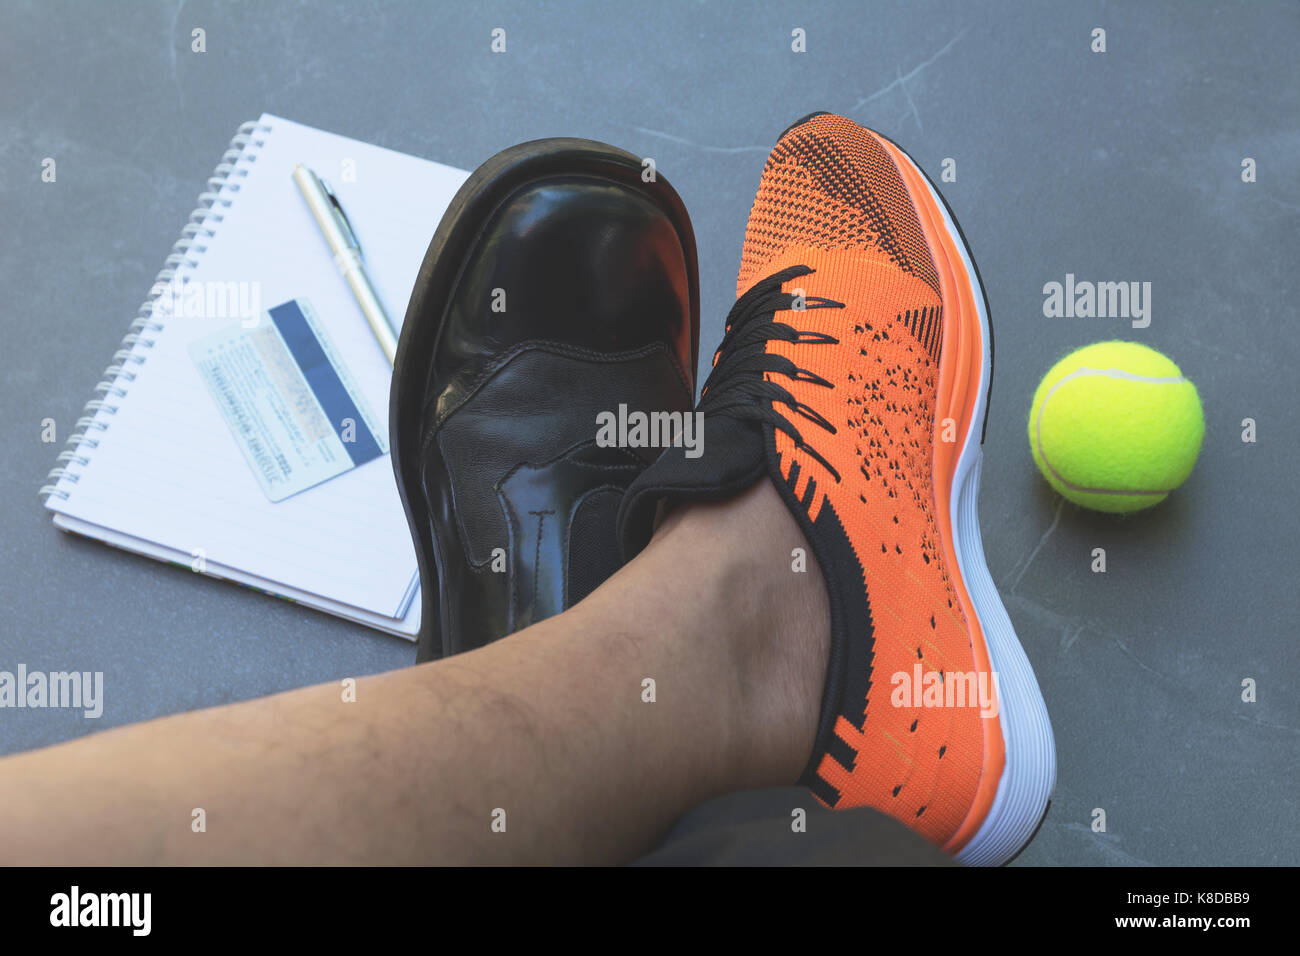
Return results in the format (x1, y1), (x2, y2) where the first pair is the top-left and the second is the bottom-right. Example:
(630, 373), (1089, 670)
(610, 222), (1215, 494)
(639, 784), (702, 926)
(46, 113), (469, 628)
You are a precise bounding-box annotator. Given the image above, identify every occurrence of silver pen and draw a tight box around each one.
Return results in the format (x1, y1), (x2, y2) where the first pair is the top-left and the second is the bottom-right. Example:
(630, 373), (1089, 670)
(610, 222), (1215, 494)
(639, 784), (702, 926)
(291, 163), (398, 364)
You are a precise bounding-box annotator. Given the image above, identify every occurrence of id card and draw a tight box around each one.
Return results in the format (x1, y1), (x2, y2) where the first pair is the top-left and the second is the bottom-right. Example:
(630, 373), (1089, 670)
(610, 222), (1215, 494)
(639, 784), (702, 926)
(189, 298), (388, 502)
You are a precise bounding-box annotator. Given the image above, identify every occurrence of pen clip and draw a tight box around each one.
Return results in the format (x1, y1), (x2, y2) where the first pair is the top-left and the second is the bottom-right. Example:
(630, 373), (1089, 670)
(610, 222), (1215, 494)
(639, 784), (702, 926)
(319, 176), (363, 258)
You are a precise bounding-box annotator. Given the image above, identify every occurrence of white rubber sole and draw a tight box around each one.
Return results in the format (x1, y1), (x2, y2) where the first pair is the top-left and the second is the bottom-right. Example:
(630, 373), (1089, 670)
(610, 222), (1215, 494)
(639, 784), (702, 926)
(897, 150), (1058, 866)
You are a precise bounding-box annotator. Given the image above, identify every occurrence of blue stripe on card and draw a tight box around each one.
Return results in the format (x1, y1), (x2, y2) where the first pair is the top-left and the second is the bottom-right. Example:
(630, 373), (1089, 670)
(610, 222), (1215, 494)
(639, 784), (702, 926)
(268, 300), (382, 466)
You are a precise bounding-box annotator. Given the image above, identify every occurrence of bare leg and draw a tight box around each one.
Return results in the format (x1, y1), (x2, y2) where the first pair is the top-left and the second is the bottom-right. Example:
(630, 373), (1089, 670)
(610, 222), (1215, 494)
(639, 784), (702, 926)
(0, 482), (829, 864)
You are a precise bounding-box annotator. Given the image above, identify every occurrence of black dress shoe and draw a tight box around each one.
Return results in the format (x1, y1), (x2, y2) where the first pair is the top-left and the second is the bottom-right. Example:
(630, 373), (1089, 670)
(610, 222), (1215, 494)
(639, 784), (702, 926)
(391, 138), (699, 661)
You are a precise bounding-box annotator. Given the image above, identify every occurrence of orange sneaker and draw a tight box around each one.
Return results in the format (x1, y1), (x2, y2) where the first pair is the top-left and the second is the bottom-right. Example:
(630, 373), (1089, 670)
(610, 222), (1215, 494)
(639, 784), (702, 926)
(619, 113), (1055, 865)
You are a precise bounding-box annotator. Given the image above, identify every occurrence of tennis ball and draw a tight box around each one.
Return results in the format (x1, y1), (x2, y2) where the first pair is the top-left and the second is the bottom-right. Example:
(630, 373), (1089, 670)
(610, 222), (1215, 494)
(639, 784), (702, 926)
(1027, 341), (1204, 513)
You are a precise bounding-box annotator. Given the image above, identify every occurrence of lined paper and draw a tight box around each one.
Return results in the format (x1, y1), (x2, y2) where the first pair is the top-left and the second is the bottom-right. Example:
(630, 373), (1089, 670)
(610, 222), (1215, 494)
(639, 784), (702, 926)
(46, 114), (469, 637)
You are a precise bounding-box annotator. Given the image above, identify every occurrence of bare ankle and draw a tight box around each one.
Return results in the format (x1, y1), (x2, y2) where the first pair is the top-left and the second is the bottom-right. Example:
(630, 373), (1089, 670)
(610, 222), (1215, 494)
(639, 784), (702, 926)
(643, 481), (831, 787)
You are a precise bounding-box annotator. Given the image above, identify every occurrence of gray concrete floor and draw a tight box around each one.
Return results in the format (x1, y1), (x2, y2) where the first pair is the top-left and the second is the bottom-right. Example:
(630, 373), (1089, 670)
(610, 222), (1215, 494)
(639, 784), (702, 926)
(2, 0), (1297, 865)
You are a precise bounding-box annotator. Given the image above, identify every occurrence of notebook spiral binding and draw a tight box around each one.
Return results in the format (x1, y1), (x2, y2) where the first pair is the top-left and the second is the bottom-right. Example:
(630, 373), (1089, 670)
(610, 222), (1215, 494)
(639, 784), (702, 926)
(40, 120), (272, 502)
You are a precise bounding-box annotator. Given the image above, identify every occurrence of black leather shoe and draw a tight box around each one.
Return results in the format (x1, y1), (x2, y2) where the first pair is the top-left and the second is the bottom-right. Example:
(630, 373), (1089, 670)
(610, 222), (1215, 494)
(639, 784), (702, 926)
(391, 138), (699, 661)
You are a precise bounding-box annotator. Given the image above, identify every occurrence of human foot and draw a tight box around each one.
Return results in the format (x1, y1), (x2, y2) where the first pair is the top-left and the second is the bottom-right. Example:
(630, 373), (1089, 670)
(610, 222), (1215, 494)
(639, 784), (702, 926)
(638, 479), (832, 787)
(618, 113), (1056, 865)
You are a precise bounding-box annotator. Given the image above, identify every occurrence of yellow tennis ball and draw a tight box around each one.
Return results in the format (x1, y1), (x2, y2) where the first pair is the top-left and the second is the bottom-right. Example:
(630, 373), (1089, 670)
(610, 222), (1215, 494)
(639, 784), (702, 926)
(1028, 341), (1204, 513)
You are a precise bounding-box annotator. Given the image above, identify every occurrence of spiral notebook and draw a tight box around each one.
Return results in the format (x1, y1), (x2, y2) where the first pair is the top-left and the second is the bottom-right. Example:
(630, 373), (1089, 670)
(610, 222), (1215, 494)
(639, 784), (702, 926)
(39, 114), (470, 638)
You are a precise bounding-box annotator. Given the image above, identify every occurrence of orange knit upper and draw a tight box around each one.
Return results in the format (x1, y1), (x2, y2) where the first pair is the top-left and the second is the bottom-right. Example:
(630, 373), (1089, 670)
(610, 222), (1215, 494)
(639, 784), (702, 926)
(739, 115), (990, 847)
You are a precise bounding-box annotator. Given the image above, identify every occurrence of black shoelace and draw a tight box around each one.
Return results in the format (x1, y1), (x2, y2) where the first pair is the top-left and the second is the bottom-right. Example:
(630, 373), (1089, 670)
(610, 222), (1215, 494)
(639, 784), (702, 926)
(698, 265), (845, 482)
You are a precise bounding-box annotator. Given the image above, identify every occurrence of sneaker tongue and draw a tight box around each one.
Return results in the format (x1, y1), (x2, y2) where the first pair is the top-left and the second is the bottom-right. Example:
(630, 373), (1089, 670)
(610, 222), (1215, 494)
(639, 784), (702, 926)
(616, 415), (768, 561)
